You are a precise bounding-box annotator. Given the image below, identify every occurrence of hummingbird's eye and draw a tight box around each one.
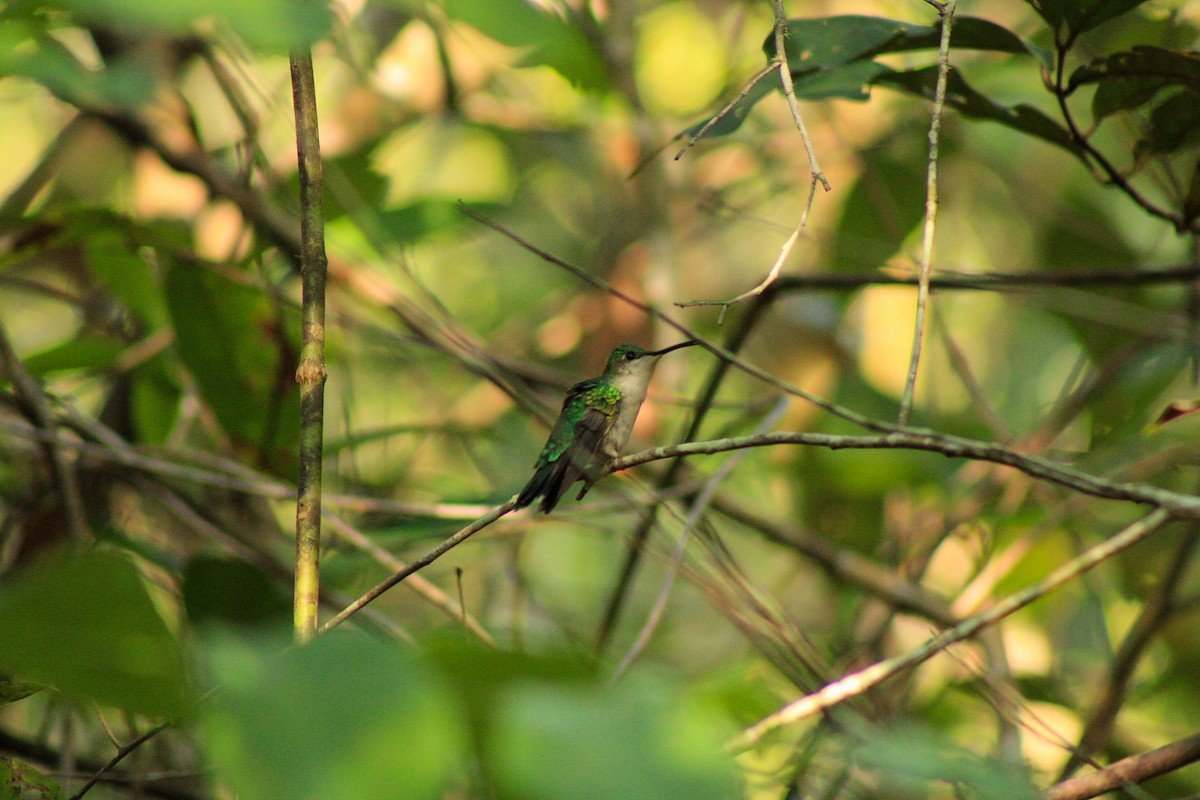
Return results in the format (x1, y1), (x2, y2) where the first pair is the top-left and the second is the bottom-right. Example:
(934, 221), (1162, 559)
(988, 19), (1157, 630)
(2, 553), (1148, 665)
(624, 351), (637, 360)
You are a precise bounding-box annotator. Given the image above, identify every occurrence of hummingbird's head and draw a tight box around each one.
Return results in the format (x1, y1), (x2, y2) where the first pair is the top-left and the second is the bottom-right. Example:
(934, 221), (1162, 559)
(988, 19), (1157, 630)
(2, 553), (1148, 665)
(603, 341), (699, 379)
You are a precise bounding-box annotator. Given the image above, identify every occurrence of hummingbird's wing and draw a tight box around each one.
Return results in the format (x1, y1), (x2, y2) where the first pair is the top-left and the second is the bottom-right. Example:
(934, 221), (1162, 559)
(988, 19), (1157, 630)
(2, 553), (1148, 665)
(515, 379), (618, 513)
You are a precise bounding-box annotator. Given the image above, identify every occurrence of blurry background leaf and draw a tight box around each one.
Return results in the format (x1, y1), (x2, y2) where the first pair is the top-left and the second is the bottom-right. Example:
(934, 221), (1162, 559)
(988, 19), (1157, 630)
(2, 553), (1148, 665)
(202, 631), (464, 800)
(0, 548), (188, 717)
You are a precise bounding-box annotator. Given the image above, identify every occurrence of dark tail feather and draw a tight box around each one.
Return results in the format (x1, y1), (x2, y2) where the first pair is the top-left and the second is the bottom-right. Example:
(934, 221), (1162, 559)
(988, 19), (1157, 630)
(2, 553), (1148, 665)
(515, 458), (583, 514)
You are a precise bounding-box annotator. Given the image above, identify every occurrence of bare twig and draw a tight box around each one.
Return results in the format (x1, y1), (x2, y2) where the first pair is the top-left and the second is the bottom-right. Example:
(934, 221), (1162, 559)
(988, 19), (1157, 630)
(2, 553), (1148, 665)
(731, 508), (1171, 749)
(771, 0), (831, 192)
(0, 319), (89, 544)
(677, 179), (817, 320)
(674, 62), (778, 160)
(898, 0), (956, 425)
(612, 397), (789, 679)
(1044, 730), (1200, 800)
(66, 720), (170, 800)
(614, 432), (1200, 518)
(319, 501), (517, 633)
(289, 49), (330, 643)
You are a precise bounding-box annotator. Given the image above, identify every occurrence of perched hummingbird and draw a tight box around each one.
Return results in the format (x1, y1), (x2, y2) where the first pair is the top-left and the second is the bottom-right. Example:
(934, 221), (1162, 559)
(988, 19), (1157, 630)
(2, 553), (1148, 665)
(515, 340), (700, 513)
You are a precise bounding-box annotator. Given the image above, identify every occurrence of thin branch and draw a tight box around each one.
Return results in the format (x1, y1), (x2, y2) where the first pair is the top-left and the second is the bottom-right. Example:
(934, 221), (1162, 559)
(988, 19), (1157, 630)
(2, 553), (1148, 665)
(771, 265), (1200, 292)
(674, 62), (778, 160)
(731, 508), (1172, 750)
(0, 319), (89, 544)
(771, 0), (831, 192)
(66, 720), (169, 800)
(289, 49), (330, 644)
(319, 501), (517, 633)
(677, 179), (817, 320)
(898, 0), (956, 425)
(1049, 38), (1187, 232)
(1057, 524), (1200, 779)
(1044, 730), (1200, 800)
(612, 397), (789, 679)
(613, 431), (1200, 518)
(594, 294), (773, 655)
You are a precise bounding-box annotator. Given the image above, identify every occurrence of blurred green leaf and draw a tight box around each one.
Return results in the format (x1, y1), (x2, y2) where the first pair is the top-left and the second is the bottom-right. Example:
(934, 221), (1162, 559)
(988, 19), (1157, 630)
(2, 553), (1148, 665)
(441, 0), (606, 91)
(0, 758), (62, 800)
(876, 67), (1084, 160)
(830, 127), (927, 272)
(22, 335), (124, 375)
(202, 632), (464, 800)
(377, 200), (504, 243)
(487, 679), (738, 800)
(1024, 0), (1149, 36)
(0, 548), (188, 717)
(84, 228), (169, 329)
(1139, 89), (1200, 154)
(164, 258), (300, 468)
(183, 556), (291, 629)
(1074, 46), (1200, 121)
(0, 680), (48, 705)
(58, 0), (331, 52)
(0, 19), (156, 108)
(859, 723), (1039, 800)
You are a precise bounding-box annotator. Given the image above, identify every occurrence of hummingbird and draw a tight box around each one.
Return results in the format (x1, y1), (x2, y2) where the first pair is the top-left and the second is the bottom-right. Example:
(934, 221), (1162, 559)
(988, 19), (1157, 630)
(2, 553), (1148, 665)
(515, 340), (700, 513)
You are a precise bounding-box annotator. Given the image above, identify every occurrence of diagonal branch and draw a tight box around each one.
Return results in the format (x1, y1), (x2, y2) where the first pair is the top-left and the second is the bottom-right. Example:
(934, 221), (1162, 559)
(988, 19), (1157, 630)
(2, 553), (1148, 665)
(731, 508), (1172, 750)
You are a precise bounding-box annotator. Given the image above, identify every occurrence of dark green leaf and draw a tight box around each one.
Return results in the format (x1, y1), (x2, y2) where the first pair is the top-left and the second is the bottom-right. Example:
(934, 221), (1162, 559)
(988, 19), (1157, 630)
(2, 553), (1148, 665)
(84, 229), (170, 329)
(876, 67), (1084, 160)
(164, 258), (299, 468)
(203, 632), (464, 800)
(1024, 0), (1149, 36)
(1075, 46), (1200, 125)
(441, 0), (606, 91)
(793, 61), (894, 101)
(765, 16), (1047, 70)
(1140, 89), (1200, 153)
(0, 548), (188, 717)
(1183, 159), (1200, 226)
(0, 680), (48, 705)
(182, 556), (291, 629)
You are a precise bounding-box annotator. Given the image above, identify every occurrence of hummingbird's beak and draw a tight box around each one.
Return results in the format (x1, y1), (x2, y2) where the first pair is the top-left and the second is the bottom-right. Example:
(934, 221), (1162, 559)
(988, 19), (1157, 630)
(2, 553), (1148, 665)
(646, 339), (701, 357)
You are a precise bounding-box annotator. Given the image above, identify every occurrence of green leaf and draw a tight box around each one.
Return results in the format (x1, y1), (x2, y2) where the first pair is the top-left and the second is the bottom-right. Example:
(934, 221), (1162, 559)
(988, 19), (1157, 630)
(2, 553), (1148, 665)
(182, 556), (291, 629)
(765, 16), (1047, 70)
(682, 15), (1045, 145)
(441, 0), (606, 91)
(202, 632), (464, 800)
(163, 258), (300, 468)
(21, 335), (125, 375)
(487, 679), (738, 800)
(1024, 0), (1149, 36)
(859, 723), (1039, 800)
(58, 0), (331, 52)
(377, 200), (504, 243)
(1073, 46), (1200, 121)
(0, 20), (157, 108)
(0, 758), (63, 800)
(1140, 89), (1200, 153)
(875, 66), (1084, 160)
(84, 228), (170, 329)
(0, 548), (188, 717)
(0, 680), (48, 705)
(829, 128), (927, 273)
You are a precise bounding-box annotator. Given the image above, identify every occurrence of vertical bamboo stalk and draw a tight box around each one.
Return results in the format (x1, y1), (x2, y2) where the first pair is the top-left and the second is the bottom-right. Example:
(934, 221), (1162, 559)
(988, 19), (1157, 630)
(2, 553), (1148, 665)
(289, 50), (328, 643)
